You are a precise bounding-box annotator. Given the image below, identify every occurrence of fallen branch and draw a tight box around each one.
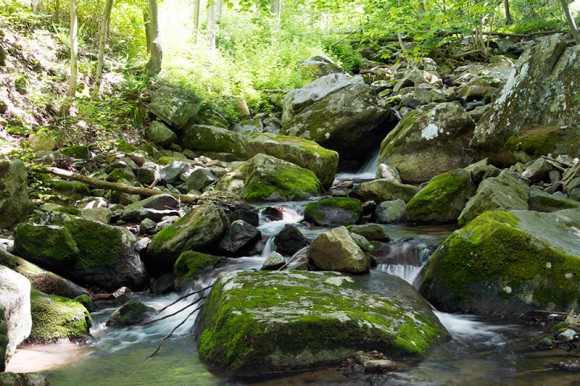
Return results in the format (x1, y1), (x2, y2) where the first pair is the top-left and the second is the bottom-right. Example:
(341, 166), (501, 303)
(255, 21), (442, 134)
(155, 284), (214, 314)
(143, 296), (207, 326)
(38, 167), (198, 204)
(147, 304), (203, 359)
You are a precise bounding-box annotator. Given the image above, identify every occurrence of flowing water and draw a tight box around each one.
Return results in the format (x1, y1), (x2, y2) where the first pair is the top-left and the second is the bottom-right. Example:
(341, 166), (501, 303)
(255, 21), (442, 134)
(8, 203), (579, 385)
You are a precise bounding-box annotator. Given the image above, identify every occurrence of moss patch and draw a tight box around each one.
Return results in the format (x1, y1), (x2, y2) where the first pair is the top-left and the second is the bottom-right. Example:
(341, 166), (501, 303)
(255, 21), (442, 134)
(29, 289), (92, 343)
(304, 197), (362, 226)
(174, 250), (222, 283)
(505, 124), (580, 163)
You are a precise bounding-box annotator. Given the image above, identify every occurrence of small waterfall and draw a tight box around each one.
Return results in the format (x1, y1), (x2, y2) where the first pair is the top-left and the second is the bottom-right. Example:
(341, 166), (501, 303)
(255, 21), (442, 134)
(375, 241), (435, 285)
(257, 204), (305, 236)
(434, 311), (516, 346)
(336, 149), (380, 180)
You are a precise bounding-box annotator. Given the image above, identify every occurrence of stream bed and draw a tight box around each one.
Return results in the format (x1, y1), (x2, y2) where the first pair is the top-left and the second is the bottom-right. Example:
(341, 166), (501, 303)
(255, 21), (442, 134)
(7, 202), (579, 385)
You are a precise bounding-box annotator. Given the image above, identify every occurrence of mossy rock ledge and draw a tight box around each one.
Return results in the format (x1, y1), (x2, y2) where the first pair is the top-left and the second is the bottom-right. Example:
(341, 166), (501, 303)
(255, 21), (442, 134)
(418, 209), (580, 317)
(195, 270), (448, 377)
(304, 197), (363, 226)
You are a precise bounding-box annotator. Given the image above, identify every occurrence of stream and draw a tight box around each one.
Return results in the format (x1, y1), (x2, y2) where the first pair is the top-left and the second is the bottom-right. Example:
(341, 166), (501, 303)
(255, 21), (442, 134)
(7, 160), (579, 385)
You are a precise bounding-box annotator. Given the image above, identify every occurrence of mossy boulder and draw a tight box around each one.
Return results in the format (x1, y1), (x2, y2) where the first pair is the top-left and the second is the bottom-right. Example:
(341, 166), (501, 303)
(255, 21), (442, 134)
(14, 217), (146, 291)
(528, 189), (580, 212)
(418, 209), (580, 317)
(304, 197), (362, 227)
(0, 265), (31, 371)
(195, 270), (447, 377)
(0, 248), (89, 298)
(347, 224), (390, 242)
(0, 159), (30, 229)
(406, 169), (475, 224)
(45, 179), (91, 199)
(148, 120), (178, 147)
(458, 170), (529, 225)
(355, 179), (419, 203)
(149, 86), (200, 129)
(0, 372), (49, 385)
(378, 102), (475, 184)
(244, 132), (339, 188)
(471, 35), (580, 164)
(174, 250), (222, 287)
(215, 154), (323, 201)
(180, 124), (245, 158)
(282, 73), (397, 162)
(29, 289), (92, 343)
(106, 300), (155, 327)
(145, 203), (229, 272)
(298, 55), (344, 82)
(309, 226), (370, 274)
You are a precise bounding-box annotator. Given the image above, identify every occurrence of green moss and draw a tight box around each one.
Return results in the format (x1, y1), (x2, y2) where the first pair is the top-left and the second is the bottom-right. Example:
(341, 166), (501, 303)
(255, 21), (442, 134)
(45, 179), (90, 197)
(174, 250), (220, 281)
(406, 169), (473, 223)
(420, 211), (579, 314)
(505, 124), (580, 161)
(197, 271), (445, 375)
(64, 218), (126, 270)
(14, 223), (79, 263)
(29, 289), (92, 343)
(304, 197), (362, 225)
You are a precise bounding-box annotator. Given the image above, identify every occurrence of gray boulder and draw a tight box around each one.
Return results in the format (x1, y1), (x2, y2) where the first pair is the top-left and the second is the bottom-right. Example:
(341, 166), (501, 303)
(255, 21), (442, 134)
(0, 265), (31, 371)
(216, 220), (261, 256)
(298, 55), (344, 81)
(282, 73), (397, 162)
(196, 270), (447, 377)
(244, 132), (339, 188)
(0, 160), (30, 229)
(379, 102), (475, 184)
(418, 209), (580, 316)
(273, 224), (309, 256)
(215, 154), (323, 201)
(458, 170), (529, 225)
(304, 198), (362, 227)
(373, 199), (407, 223)
(309, 226), (370, 274)
(347, 224), (390, 242)
(149, 86), (200, 129)
(0, 373), (49, 386)
(121, 194), (181, 223)
(106, 299), (155, 327)
(180, 124), (245, 158)
(260, 251), (286, 271)
(528, 189), (580, 212)
(185, 168), (218, 191)
(471, 35), (580, 164)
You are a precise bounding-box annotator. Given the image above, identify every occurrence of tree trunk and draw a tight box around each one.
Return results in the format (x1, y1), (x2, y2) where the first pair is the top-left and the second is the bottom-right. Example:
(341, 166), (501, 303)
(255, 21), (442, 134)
(146, 0), (162, 77)
(193, 0), (201, 44)
(207, 1), (217, 52)
(559, 0), (580, 44)
(92, 0), (114, 100)
(143, 7), (151, 53)
(54, 0), (60, 24)
(62, 0), (78, 116)
(504, 0), (513, 25)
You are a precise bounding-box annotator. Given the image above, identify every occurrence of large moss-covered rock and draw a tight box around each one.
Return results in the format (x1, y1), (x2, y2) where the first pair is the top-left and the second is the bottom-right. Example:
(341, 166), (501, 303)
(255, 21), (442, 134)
(378, 102), (475, 184)
(418, 210), (580, 316)
(308, 226), (370, 274)
(147, 120), (178, 147)
(0, 248), (89, 298)
(174, 250), (222, 286)
(244, 132), (339, 188)
(29, 289), (91, 342)
(282, 73), (397, 162)
(0, 159), (30, 229)
(298, 55), (344, 82)
(146, 203), (229, 272)
(355, 179), (419, 203)
(180, 124), (245, 158)
(406, 169), (474, 223)
(196, 270), (447, 377)
(149, 86), (200, 129)
(14, 217), (146, 291)
(458, 170), (529, 225)
(528, 189), (580, 212)
(471, 35), (580, 164)
(304, 198), (362, 227)
(215, 154), (323, 201)
(0, 265), (31, 371)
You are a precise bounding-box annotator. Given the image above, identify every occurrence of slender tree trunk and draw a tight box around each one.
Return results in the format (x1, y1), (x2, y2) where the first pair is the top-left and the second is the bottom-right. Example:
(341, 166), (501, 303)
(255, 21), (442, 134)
(146, 0), (162, 77)
(504, 0), (513, 25)
(193, 0), (201, 44)
(55, 0), (60, 24)
(559, 0), (580, 44)
(208, 1), (217, 52)
(62, 0), (78, 116)
(92, 0), (114, 100)
(143, 7), (151, 53)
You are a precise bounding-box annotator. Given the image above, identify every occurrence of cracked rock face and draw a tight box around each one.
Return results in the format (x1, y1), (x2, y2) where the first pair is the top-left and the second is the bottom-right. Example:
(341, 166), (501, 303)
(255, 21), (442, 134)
(471, 35), (580, 164)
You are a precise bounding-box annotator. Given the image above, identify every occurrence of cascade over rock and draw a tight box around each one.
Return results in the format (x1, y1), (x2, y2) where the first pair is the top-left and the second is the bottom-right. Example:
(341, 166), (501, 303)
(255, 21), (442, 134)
(379, 102), (475, 184)
(418, 209), (580, 316)
(282, 73), (397, 162)
(195, 270), (447, 377)
(471, 35), (580, 164)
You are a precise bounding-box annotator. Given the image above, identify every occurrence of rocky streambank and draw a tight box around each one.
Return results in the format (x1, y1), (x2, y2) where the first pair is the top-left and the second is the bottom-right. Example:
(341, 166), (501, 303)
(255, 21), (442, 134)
(1, 33), (579, 382)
